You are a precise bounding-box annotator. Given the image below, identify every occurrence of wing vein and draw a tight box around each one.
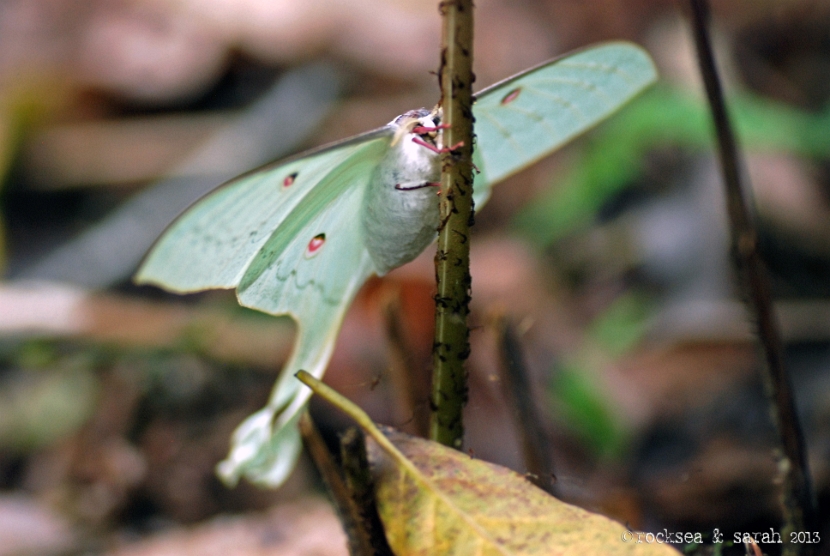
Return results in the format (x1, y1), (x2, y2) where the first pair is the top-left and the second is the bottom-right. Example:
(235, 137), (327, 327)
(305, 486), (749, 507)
(477, 110), (528, 158)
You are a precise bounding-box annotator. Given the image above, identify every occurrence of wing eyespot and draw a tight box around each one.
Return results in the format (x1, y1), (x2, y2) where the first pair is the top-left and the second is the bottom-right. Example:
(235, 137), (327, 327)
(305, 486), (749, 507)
(501, 88), (522, 105)
(283, 172), (299, 187)
(305, 233), (326, 258)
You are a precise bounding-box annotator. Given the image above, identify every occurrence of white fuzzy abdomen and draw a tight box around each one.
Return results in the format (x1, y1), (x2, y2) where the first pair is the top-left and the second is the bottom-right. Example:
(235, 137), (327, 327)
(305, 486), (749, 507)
(361, 134), (440, 275)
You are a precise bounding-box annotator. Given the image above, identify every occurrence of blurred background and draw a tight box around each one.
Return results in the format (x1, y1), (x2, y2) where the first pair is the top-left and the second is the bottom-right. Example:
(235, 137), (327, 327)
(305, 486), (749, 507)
(1, 0), (830, 554)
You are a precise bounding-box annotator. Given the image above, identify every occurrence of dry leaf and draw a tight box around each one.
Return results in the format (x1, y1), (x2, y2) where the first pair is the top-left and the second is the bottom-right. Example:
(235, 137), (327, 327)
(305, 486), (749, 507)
(296, 370), (679, 556)
(369, 427), (679, 556)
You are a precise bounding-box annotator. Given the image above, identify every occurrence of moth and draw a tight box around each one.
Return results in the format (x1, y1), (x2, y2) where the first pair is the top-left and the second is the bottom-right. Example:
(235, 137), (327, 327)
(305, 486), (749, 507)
(136, 42), (657, 487)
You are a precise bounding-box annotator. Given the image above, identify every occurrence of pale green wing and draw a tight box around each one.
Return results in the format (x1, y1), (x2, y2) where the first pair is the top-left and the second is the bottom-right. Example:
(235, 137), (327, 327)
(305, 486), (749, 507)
(472, 42), (657, 208)
(135, 128), (391, 294)
(136, 129), (393, 486)
(216, 155), (382, 485)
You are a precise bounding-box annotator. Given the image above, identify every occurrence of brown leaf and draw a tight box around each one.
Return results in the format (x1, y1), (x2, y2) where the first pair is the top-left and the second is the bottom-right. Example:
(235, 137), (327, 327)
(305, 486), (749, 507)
(296, 371), (679, 556)
(369, 427), (679, 556)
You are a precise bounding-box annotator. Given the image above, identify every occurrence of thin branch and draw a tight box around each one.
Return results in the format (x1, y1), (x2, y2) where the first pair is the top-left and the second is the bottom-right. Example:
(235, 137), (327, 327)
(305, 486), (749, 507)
(299, 413), (387, 556)
(382, 291), (430, 437)
(495, 314), (556, 494)
(340, 427), (395, 556)
(430, 0), (476, 448)
(686, 1), (816, 550)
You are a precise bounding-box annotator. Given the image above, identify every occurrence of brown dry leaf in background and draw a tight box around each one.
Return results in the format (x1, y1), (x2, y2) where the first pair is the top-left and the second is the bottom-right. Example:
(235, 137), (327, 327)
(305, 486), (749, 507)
(369, 427), (679, 555)
(0, 282), (293, 368)
(107, 498), (347, 556)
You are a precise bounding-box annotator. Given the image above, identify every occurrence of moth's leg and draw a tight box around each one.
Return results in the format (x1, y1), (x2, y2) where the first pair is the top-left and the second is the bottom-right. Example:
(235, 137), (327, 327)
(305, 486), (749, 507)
(412, 124), (450, 134)
(395, 181), (440, 191)
(411, 136), (464, 154)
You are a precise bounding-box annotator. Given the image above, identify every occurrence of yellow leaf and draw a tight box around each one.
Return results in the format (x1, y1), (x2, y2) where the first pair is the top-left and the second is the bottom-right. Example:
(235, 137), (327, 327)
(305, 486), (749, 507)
(294, 370), (678, 556)
(369, 428), (679, 556)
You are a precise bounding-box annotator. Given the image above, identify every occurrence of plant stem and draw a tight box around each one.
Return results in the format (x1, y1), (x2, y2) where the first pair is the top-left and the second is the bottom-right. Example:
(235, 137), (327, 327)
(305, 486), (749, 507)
(340, 427), (395, 556)
(430, 0), (476, 449)
(298, 413), (377, 556)
(495, 314), (556, 494)
(382, 293), (430, 437)
(686, 1), (816, 550)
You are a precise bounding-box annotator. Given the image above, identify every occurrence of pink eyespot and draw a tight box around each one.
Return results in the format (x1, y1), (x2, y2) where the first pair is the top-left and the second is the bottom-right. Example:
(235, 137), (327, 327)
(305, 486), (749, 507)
(283, 172), (298, 187)
(305, 233), (325, 257)
(501, 88), (521, 105)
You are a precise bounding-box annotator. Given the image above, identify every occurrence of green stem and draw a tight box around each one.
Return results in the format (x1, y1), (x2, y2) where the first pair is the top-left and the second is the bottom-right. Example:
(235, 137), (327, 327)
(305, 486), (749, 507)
(429, 0), (476, 449)
(296, 370), (410, 463)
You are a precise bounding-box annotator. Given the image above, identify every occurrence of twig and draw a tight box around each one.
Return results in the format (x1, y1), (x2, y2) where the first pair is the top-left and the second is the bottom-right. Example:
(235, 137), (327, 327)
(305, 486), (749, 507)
(382, 291), (430, 437)
(430, 0), (476, 448)
(495, 314), (556, 494)
(340, 428), (394, 556)
(299, 413), (386, 556)
(686, 1), (816, 550)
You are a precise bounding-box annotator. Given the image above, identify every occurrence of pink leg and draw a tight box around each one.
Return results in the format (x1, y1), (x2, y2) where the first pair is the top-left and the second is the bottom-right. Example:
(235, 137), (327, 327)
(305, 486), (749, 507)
(412, 136), (464, 154)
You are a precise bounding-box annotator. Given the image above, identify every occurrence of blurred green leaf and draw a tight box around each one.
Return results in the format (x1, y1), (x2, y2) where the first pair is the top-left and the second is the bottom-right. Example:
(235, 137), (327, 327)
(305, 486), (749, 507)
(550, 362), (623, 457)
(516, 85), (830, 246)
(13, 339), (61, 369)
(0, 364), (100, 452)
(550, 294), (652, 456)
(589, 293), (651, 357)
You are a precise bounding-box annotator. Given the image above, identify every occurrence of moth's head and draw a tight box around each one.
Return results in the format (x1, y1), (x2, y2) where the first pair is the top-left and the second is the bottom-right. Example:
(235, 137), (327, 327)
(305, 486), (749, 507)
(391, 105), (443, 146)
